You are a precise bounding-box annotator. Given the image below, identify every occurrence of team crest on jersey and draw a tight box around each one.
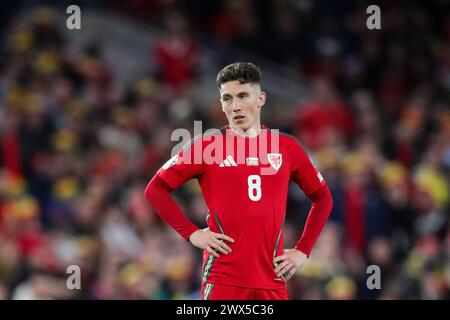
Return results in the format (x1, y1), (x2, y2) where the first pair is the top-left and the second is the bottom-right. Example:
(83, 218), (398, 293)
(267, 153), (282, 170)
(162, 154), (178, 170)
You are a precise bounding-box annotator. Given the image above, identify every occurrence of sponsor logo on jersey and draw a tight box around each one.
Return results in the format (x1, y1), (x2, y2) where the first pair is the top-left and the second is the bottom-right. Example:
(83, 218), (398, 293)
(162, 154), (178, 169)
(219, 155), (238, 167)
(267, 153), (282, 170)
(246, 157), (259, 166)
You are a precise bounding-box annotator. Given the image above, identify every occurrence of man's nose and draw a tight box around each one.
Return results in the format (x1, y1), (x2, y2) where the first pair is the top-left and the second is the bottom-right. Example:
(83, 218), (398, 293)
(232, 100), (241, 112)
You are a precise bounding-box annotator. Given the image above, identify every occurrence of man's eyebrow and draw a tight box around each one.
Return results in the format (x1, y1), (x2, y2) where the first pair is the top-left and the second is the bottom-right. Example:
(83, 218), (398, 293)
(222, 91), (249, 97)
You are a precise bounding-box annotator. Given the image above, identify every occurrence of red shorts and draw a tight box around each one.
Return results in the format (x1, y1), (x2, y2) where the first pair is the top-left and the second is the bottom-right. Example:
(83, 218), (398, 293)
(201, 282), (288, 300)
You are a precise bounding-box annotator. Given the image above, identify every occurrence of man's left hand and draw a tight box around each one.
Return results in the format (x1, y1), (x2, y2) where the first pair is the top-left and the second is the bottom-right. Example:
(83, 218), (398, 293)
(273, 249), (308, 281)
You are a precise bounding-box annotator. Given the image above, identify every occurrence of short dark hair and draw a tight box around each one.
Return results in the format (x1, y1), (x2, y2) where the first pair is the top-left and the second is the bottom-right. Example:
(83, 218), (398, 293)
(216, 62), (262, 88)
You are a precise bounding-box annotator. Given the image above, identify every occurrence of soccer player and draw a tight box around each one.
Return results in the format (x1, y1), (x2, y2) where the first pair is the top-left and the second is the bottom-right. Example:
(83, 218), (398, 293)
(144, 62), (333, 300)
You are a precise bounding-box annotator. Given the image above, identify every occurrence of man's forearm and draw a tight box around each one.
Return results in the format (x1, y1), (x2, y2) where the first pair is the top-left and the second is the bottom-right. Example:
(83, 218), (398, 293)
(295, 185), (333, 256)
(144, 175), (199, 241)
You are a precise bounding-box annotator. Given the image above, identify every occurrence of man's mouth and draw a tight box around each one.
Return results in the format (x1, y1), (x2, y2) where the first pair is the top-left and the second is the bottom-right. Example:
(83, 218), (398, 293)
(233, 115), (245, 120)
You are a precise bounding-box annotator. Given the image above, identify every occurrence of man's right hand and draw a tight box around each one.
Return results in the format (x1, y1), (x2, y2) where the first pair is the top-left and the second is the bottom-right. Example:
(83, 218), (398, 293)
(189, 228), (234, 257)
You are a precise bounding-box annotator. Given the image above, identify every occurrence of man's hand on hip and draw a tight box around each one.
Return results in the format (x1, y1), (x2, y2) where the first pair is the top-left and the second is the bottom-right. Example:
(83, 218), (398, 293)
(189, 228), (234, 258)
(274, 249), (308, 281)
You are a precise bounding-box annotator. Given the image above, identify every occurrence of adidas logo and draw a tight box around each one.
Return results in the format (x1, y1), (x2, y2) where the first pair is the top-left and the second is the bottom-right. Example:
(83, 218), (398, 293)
(219, 155), (238, 167)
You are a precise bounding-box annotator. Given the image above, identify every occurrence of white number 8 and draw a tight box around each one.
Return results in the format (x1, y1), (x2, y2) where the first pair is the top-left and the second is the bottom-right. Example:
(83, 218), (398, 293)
(248, 175), (261, 201)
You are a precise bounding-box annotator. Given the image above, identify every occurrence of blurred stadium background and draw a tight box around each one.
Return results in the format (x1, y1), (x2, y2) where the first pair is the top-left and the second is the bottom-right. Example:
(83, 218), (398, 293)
(0, 0), (449, 300)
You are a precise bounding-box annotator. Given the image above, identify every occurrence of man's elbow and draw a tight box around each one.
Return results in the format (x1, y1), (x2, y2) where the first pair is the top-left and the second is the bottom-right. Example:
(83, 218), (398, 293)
(311, 184), (334, 214)
(144, 176), (173, 205)
(144, 176), (160, 205)
(144, 180), (155, 203)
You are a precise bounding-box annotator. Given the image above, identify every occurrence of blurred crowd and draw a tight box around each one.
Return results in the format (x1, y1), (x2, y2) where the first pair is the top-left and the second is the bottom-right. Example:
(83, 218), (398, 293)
(0, 1), (449, 299)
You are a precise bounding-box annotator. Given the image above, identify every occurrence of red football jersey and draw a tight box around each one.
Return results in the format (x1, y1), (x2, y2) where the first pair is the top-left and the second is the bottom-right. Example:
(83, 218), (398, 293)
(156, 126), (326, 289)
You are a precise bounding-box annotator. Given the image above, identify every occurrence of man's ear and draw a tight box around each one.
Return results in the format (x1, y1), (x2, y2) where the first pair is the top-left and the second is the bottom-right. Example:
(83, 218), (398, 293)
(258, 91), (266, 108)
(218, 88), (225, 112)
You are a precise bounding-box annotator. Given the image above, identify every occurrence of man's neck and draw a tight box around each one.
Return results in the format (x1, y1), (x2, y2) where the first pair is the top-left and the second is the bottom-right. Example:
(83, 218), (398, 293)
(230, 124), (262, 138)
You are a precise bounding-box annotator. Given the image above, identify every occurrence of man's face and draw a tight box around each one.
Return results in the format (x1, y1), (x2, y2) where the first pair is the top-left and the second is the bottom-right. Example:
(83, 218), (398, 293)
(219, 80), (266, 131)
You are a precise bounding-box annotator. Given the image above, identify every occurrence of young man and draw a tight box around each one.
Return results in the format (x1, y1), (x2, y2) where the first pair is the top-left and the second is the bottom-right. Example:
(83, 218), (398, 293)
(144, 62), (333, 300)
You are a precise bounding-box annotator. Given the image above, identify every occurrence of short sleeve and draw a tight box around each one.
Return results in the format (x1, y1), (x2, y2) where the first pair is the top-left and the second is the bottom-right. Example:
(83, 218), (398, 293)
(291, 142), (326, 197)
(156, 136), (205, 190)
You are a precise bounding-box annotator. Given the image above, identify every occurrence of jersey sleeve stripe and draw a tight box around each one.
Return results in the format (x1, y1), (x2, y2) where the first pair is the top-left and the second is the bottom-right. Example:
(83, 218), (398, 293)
(214, 211), (225, 235)
(273, 225), (283, 259)
(202, 256), (215, 282)
(201, 212), (225, 283)
(202, 283), (214, 300)
(273, 224), (285, 280)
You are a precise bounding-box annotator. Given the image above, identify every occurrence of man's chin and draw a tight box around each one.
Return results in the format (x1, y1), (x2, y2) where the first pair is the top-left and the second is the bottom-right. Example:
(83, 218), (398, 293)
(234, 124), (250, 132)
(232, 120), (248, 128)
